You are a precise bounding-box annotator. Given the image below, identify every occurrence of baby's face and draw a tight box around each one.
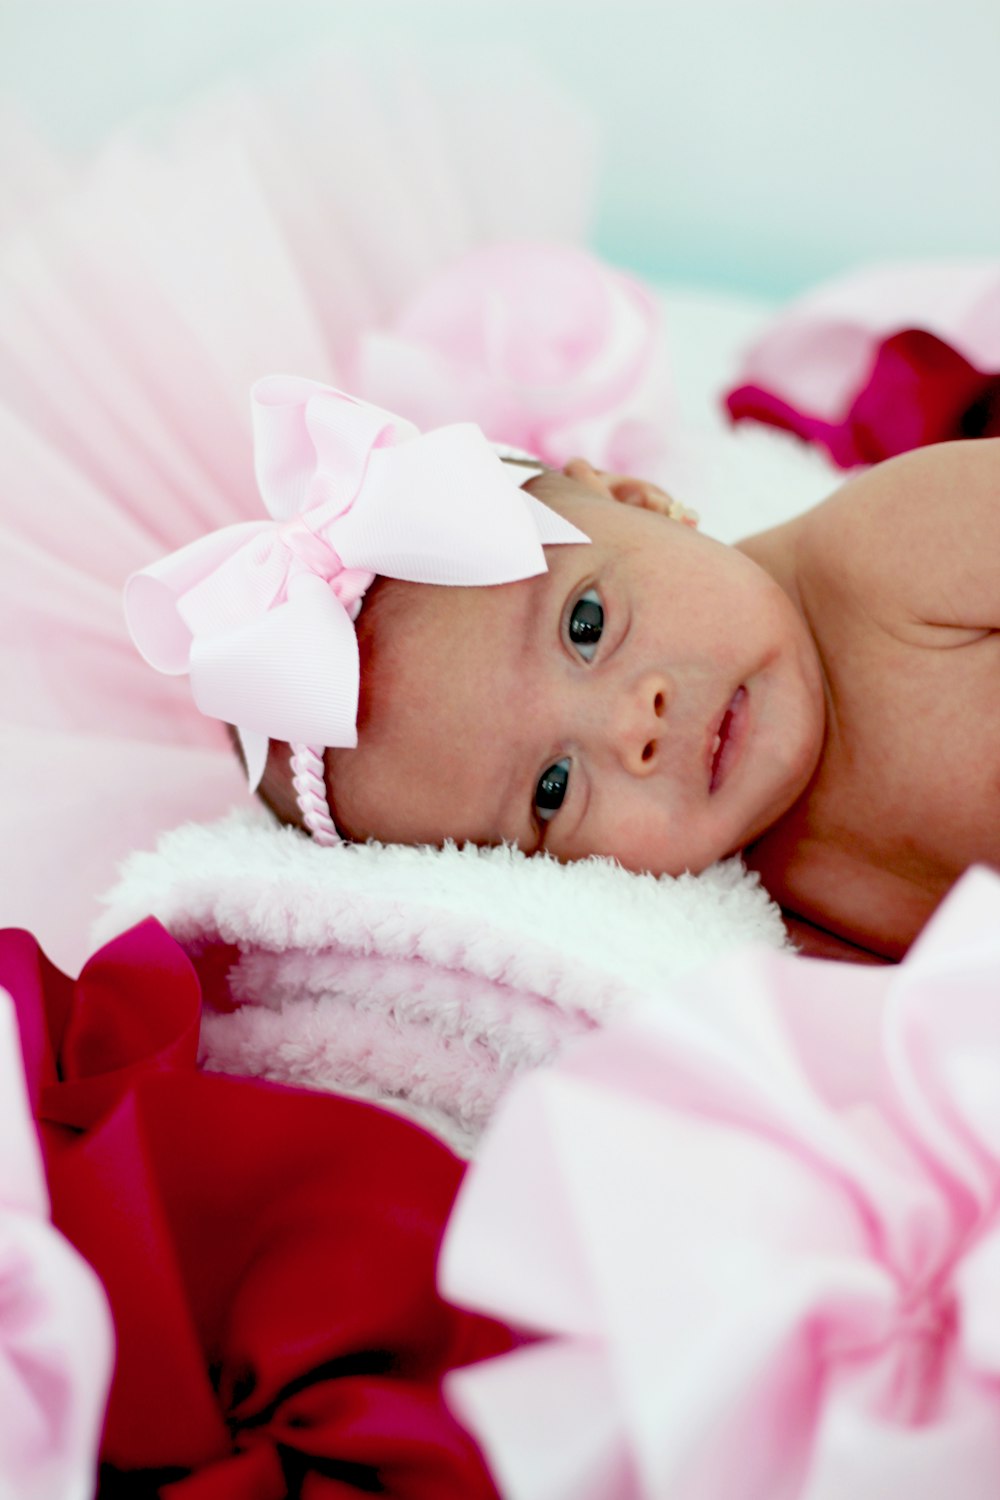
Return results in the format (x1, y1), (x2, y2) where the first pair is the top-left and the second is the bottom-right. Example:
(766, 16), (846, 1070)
(329, 482), (826, 876)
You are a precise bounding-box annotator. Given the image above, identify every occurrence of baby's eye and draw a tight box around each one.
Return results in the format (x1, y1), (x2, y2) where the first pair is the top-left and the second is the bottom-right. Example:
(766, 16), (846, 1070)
(535, 757), (570, 823)
(568, 589), (603, 660)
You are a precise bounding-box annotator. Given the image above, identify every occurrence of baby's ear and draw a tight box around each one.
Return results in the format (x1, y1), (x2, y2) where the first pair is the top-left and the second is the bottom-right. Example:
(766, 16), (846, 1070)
(561, 458), (697, 524)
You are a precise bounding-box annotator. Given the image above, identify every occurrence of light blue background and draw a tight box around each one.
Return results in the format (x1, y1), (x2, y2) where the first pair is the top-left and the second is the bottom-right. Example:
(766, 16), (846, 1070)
(2, 0), (998, 297)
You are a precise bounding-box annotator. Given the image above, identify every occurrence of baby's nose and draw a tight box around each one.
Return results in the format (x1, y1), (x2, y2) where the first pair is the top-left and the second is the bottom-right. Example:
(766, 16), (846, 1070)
(613, 673), (669, 775)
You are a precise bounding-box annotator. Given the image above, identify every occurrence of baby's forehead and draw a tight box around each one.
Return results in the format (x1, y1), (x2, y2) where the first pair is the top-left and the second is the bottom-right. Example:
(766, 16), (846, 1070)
(418, 565), (543, 655)
(355, 568), (528, 718)
(334, 575), (546, 845)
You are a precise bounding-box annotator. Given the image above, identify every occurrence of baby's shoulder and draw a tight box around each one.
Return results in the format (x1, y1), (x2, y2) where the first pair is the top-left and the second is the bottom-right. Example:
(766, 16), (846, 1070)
(791, 437), (1000, 641)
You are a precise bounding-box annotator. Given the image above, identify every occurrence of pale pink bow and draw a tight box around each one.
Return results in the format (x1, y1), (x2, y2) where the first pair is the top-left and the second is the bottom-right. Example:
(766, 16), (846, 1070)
(441, 867), (1000, 1500)
(125, 375), (587, 790)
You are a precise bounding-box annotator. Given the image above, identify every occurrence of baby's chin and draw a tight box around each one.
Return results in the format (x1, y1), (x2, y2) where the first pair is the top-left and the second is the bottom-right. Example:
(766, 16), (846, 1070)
(699, 749), (822, 872)
(737, 742), (823, 858)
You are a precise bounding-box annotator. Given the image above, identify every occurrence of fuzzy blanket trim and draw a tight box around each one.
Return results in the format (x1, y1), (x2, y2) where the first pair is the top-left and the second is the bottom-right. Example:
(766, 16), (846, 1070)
(94, 808), (788, 1155)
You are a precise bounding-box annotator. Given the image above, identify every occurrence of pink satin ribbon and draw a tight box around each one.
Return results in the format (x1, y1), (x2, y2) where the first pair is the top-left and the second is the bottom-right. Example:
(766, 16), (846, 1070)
(125, 375), (588, 792)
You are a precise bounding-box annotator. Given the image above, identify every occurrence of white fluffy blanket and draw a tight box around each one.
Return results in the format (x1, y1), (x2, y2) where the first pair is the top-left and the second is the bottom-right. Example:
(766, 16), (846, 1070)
(95, 809), (787, 1155)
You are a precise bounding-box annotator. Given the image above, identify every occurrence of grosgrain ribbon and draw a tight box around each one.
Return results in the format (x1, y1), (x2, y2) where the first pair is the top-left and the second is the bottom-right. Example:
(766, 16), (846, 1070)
(125, 375), (588, 791)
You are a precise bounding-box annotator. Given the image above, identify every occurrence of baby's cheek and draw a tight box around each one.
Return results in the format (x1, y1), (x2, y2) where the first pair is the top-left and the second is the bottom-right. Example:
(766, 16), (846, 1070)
(570, 795), (673, 876)
(607, 789), (738, 878)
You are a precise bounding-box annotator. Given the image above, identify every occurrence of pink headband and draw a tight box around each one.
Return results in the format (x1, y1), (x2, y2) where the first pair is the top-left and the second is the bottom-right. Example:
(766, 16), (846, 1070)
(125, 375), (588, 843)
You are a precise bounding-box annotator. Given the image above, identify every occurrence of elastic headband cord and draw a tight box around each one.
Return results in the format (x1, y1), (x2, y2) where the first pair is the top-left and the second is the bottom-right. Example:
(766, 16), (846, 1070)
(289, 744), (341, 846)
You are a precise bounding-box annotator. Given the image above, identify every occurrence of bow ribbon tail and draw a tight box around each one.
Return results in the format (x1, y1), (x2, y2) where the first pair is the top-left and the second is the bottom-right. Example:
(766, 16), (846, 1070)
(188, 574), (362, 791)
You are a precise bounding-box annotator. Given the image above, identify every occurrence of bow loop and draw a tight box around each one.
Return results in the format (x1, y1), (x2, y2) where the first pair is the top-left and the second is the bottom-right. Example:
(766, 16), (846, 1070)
(253, 373), (417, 522)
(125, 375), (589, 790)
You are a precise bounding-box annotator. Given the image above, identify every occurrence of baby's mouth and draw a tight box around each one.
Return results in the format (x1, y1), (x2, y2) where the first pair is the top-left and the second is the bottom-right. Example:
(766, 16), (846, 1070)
(709, 686), (747, 793)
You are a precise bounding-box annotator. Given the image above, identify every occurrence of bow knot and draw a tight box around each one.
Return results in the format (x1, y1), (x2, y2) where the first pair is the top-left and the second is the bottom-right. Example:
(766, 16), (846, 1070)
(125, 375), (589, 793)
(274, 516), (350, 587)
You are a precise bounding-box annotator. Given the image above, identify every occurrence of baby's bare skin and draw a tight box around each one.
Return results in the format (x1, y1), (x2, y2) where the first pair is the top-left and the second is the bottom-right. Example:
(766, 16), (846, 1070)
(557, 445), (1000, 960)
(262, 440), (997, 965)
(741, 438), (1000, 961)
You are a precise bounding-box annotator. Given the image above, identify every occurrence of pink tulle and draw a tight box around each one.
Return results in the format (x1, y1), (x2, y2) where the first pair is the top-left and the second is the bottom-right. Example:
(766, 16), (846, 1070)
(441, 866), (1000, 1500)
(0, 59), (598, 974)
(355, 241), (676, 477)
(0, 990), (113, 1499)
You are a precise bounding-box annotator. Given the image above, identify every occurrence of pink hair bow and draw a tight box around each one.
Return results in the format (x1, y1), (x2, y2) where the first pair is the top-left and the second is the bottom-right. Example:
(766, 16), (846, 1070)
(126, 375), (587, 792)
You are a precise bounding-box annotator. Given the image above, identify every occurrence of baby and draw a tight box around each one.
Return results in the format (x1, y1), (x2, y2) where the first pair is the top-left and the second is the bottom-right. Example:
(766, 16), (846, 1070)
(128, 376), (1000, 964)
